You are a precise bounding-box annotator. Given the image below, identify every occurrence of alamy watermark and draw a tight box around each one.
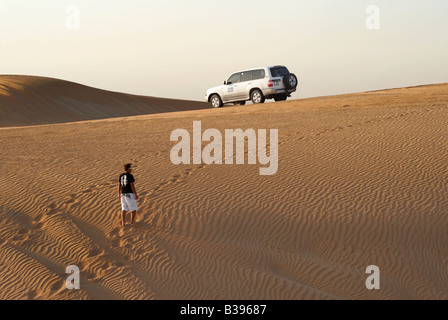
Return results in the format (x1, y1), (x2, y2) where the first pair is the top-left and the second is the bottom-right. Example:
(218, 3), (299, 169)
(65, 265), (80, 290)
(366, 5), (380, 30)
(170, 121), (278, 176)
(366, 265), (380, 290)
(66, 5), (80, 30)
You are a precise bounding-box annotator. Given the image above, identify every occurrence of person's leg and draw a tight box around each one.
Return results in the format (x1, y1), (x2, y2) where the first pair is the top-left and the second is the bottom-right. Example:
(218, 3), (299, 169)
(120, 194), (128, 227)
(129, 194), (138, 224)
(130, 211), (137, 224)
(121, 210), (127, 227)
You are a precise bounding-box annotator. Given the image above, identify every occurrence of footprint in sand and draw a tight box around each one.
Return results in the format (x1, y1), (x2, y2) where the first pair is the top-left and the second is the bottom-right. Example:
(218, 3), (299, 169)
(101, 260), (112, 271)
(50, 281), (66, 293)
(12, 229), (31, 242)
(17, 227), (29, 235)
(87, 248), (104, 258)
(46, 208), (62, 216)
(109, 228), (119, 238)
(77, 262), (85, 271)
(27, 290), (38, 299)
(111, 238), (124, 249)
(170, 175), (184, 184)
(87, 273), (97, 281)
(34, 214), (45, 223)
(82, 187), (94, 194)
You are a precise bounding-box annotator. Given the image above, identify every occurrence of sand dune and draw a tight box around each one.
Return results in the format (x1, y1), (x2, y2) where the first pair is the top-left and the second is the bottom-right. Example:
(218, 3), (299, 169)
(0, 75), (208, 127)
(0, 81), (447, 299)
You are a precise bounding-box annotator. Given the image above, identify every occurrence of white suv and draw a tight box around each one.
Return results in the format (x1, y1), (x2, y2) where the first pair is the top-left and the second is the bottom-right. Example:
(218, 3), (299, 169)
(205, 65), (298, 108)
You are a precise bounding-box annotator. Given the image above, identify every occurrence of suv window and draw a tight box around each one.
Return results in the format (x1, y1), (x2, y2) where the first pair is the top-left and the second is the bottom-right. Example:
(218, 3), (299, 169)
(251, 69), (265, 80)
(270, 67), (289, 77)
(240, 71), (252, 82)
(227, 73), (241, 84)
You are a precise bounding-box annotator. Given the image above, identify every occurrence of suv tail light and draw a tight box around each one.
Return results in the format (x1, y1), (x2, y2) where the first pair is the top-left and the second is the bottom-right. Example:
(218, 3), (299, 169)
(268, 80), (274, 87)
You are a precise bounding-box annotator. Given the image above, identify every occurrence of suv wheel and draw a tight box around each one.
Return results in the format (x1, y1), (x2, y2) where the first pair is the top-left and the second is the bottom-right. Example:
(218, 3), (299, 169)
(251, 89), (265, 104)
(210, 94), (223, 108)
(283, 73), (298, 90)
(274, 94), (287, 102)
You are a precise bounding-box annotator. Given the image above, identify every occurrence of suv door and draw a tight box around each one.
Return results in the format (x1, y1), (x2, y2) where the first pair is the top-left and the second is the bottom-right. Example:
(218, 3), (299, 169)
(237, 71), (253, 100)
(251, 69), (266, 91)
(222, 73), (241, 101)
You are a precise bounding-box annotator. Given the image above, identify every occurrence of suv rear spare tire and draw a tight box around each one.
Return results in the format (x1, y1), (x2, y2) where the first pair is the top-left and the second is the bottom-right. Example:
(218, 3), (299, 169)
(283, 73), (298, 90)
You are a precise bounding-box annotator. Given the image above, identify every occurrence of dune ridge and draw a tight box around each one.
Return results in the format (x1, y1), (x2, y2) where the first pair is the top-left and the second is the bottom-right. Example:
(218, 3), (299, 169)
(0, 80), (447, 299)
(0, 75), (208, 127)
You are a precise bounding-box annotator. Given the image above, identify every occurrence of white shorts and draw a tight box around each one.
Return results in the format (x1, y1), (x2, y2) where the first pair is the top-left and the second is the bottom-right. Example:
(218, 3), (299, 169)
(121, 193), (138, 212)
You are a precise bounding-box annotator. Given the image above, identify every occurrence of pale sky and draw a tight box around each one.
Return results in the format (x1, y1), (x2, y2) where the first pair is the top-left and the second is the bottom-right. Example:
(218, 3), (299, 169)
(1, 0), (447, 101)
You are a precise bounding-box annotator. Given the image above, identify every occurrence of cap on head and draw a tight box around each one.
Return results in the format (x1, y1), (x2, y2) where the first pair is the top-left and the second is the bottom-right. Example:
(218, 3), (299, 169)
(124, 163), (132, 172)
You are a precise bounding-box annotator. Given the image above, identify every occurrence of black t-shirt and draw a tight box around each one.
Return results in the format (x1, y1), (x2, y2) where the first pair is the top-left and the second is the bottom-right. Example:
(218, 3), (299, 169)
(119, 173), (135, 194)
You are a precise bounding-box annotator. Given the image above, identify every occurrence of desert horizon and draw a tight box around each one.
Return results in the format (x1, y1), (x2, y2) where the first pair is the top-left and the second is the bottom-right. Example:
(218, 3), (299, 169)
(1, 75), (447, 299)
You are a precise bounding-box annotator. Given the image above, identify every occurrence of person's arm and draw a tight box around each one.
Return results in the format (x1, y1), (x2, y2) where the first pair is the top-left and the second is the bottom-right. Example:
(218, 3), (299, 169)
(131, 182), (138, 200)
(118, 182), (121, 200)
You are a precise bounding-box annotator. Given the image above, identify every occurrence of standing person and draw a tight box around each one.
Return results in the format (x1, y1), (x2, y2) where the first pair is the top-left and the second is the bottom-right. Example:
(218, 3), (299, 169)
(118, 163), (139, 227)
